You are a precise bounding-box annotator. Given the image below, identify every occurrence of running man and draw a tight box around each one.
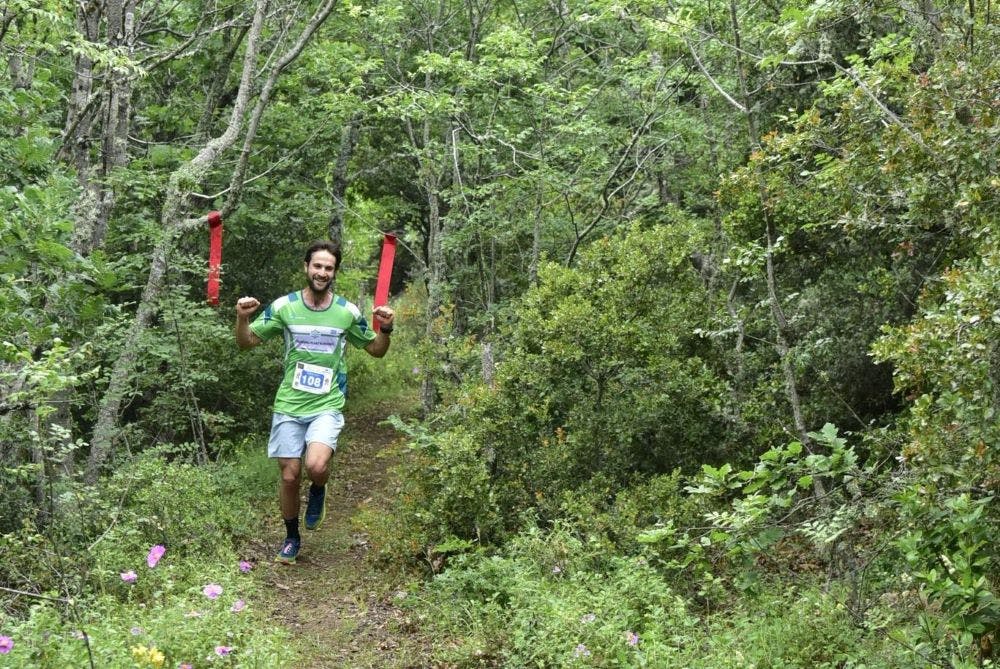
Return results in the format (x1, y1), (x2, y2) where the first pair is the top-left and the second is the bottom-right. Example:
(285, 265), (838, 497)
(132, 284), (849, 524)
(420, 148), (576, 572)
(235, 240), (395, 564)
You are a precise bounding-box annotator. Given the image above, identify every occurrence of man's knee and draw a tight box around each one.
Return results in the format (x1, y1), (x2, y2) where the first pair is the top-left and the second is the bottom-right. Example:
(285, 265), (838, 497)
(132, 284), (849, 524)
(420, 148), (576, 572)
(304, 458), (328, 481)
(303, 444), (332, 481)
(279, 461), (301, 486)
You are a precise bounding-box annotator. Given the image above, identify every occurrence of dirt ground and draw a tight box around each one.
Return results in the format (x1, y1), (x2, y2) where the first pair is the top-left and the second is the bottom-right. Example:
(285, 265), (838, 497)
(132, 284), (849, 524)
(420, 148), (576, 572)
(243, 403), (437, 668)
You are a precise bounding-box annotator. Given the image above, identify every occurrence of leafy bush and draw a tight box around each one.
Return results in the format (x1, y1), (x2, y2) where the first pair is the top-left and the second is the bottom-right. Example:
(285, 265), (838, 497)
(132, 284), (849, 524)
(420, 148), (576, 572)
(555, 470), (707, 558)
(412, 524), (697, 668)
(0, 560), (294, 668)
(873, 233), (1000, 664)
(82, 444), (270, 579)
(373, 223), (735, 557)
(0, 444), (291, 667)
(360, 418), (501, 570)
(77, 285), (282, 457)
(675, 585), (914, 669)
(410, 525), (913, 668)
(484, 223), (730, 496)
(342, 283), (424, 414)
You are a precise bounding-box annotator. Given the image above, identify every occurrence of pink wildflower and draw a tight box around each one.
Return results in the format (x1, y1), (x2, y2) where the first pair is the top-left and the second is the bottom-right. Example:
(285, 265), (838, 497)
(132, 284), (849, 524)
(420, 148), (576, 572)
(130, 626), (144, 636)
(120, 570), (138, 583)
(147, 545), (166, 568)
(574, 643), (591, 658)
(238, 560), (252, 573)
(230, 599), (246, 613)
(0, 636), (12, 654)
(626, 631), (640, 646)
(202, 584), (223, 599)
(215, 645), (233, 656)
(179, 664), (193, 669)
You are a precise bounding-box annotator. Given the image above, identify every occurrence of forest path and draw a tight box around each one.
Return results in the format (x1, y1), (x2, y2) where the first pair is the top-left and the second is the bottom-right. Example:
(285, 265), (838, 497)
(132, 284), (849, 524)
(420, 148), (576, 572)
(244, 402), (434, 668)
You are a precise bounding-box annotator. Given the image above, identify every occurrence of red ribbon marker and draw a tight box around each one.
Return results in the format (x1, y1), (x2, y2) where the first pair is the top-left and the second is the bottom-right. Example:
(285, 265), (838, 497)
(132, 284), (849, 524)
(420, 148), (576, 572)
(373, 233), (397, 332)
(207, 211), (223, 306)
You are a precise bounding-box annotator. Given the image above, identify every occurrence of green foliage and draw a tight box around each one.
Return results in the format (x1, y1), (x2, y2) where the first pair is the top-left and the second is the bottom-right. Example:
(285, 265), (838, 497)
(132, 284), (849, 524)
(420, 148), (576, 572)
(1, 590), (294, 669)
(674, 585), (913, 669)
(712, 21), (1000, 450)
(73, 284), (278, 454)
(92, 448), (267, 566)
(372, 417), (500, 563)
(476, 223), (730, 516)
(873, 234), (1000, 663)
(3, 0), (999, 665)
(627, 426), (875, 611)
(343, 285), (423, 413)
(0, 341), (96, 533)
(687, 424), (858, 525)
(0, 172), (96, 348)
(0, 63), (67, 187)
(895, 493), (998, 661)
(413, 524), (696, 668)
(0, 444), (290, 667)
(0, 167), (109, 532)
(556, 470), (706, 557)
(411, 524), (910, 668)
(369, 222), (735, 564)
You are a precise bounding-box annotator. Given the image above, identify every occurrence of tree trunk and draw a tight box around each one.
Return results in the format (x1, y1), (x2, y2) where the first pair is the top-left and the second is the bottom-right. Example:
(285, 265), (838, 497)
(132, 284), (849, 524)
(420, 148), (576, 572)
(84, 0), (340, 482)
(763, 219), (812, 446)
(86, 232), (172, 480)
(83, 0), (138, 254)
(328, 115), (361, 246)
(421, 176), (444, 416)
(529, 191), (542, 285)
(63, 1), (101, 254)
(721, 0), (829, 515)
(196, 16), (248, 141)
(481, 341), (495, 387)
(725, 0), (814, 452)
(85, 0), (270, 483)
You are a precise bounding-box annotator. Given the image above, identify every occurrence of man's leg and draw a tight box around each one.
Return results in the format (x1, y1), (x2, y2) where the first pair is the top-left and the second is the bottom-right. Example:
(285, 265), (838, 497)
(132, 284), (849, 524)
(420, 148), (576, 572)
(275, 456), (303, 564)
(303, 441), (334, 486)
(278, 457), (302, 519)
(303, 442), (333, 530)
(302, 412), (344, 531)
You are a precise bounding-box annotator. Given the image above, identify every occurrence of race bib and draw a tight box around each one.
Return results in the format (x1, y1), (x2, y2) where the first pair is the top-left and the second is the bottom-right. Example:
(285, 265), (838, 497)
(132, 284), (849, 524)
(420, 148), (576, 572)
(291, 362), (333, 394)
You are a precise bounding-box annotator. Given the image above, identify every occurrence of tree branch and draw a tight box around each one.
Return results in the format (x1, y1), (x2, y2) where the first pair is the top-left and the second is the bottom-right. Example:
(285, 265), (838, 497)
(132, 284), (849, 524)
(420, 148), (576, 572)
(685, 36), (748, 114)
(0, 585), (71, 604)
(830, 61), (930, 153)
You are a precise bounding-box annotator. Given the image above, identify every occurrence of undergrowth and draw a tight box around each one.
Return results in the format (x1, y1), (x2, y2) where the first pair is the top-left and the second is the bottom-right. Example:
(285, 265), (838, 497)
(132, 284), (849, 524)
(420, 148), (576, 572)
(0, 441), (295, 668)
(403, 524), (922, 668)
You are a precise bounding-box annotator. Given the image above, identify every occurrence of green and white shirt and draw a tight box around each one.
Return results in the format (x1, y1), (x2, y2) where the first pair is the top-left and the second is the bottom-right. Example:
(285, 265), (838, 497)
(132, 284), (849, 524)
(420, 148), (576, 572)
(249, 291), (376, 416)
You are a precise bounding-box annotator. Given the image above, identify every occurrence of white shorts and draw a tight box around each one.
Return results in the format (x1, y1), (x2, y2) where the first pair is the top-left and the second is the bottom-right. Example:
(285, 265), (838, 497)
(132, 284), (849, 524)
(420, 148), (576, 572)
(267, 411), (345, 458)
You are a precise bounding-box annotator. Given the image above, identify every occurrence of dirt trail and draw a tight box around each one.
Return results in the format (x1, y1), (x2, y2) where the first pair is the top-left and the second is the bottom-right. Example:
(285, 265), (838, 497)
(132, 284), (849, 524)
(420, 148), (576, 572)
(244, 403), (433, 668)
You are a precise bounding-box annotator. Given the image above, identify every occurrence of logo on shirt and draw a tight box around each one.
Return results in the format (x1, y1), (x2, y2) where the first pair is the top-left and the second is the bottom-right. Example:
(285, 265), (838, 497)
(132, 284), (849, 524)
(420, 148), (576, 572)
(288, 325), (344, 354)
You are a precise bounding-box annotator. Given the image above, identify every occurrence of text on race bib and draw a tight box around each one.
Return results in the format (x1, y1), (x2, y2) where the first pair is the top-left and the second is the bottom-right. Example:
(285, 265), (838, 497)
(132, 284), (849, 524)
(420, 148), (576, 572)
(291, 362), (334, 395)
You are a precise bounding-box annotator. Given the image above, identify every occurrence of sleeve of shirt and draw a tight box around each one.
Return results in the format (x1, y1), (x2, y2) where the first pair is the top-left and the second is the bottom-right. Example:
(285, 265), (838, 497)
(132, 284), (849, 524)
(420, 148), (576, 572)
(344, 301), (378, 349)
(249, 295), (289, 342)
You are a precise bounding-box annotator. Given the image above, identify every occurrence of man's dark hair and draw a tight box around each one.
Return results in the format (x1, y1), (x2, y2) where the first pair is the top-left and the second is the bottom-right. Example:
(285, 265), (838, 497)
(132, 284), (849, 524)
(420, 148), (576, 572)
(304, 240), (342, 271)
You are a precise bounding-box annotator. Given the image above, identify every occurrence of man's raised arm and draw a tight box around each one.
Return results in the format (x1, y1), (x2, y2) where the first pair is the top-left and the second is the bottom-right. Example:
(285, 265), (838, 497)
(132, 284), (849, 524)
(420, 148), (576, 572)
(364, 305), (395, 358)
(236, 297), (262, 350)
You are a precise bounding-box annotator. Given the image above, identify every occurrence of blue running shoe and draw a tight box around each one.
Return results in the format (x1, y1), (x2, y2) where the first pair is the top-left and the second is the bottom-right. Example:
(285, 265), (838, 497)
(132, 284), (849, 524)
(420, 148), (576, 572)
(275, 538), (300, 564)
(304, 485), (327, 531)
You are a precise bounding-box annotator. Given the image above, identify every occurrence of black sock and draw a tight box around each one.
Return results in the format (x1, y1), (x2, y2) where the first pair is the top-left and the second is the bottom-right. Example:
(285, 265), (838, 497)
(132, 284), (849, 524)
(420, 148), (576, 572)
(310, 483), (325, 495)
(284, 517), (300, 541)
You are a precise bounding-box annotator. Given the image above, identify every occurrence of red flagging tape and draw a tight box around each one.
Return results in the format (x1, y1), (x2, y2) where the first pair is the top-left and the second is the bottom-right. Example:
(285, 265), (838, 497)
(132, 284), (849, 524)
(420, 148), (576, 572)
(373, 234), (397, 332)
(207, 211), (223, 306)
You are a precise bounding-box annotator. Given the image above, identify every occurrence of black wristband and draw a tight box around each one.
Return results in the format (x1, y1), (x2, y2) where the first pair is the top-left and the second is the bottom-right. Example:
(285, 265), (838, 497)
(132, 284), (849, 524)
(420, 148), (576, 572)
(380, 324), (394, 334)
